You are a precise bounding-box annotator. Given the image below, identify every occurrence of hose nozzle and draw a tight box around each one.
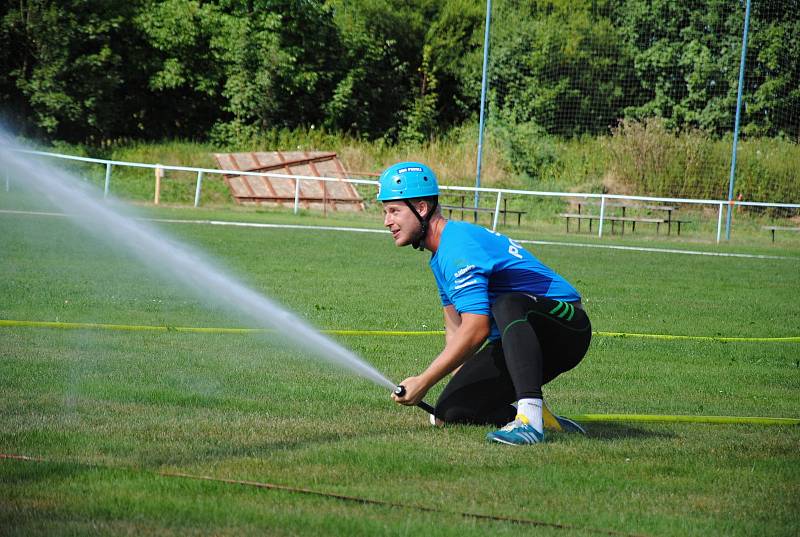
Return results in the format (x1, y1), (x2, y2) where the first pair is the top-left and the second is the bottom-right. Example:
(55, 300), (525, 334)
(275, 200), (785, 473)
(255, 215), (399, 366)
(394, 385), (435, 415)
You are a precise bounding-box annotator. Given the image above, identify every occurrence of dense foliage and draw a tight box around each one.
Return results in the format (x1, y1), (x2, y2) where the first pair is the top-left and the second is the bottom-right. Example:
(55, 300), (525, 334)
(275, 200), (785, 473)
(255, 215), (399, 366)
(1, 0), (798, 144)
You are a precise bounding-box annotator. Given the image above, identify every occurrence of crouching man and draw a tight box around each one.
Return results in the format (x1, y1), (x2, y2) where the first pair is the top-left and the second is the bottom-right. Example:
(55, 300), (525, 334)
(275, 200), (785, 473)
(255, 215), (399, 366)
(381, 162), (591, 445)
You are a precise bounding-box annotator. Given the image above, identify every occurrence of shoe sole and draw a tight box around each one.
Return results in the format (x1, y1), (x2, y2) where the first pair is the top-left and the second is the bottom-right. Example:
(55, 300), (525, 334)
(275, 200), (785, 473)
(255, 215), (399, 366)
(488, 436), (529, 445)
(555, 415), (587, 435)
(486, 434), (543, 446)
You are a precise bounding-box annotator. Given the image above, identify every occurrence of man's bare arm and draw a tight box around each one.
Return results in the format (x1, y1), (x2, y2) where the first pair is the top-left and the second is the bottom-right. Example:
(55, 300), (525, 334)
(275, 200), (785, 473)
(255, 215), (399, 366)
(392, 312), (489, 405)
(443, 305), (461, 345)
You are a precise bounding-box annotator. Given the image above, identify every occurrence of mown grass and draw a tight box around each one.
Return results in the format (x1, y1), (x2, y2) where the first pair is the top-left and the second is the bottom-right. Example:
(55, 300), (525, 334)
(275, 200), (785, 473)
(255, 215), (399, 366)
(1, 195), (799, 536)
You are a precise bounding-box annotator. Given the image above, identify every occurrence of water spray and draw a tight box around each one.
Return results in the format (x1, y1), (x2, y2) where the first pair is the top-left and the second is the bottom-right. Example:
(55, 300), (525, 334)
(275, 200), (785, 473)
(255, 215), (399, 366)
(0, 135), (425, 415)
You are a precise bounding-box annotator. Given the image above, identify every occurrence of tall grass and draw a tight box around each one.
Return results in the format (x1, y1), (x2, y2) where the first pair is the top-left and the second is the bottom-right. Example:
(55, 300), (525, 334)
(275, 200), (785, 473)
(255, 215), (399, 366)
(603, 118), (800, 203)
(35, 123), (800, 208)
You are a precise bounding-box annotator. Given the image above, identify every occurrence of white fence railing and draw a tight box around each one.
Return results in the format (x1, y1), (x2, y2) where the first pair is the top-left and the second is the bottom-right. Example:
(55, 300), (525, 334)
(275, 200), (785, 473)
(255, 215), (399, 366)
(6, 148), (800, 243)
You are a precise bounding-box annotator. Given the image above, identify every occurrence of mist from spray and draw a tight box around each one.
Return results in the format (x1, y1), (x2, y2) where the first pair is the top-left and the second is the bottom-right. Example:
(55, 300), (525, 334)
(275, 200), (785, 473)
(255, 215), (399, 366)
(0, 133), (396, 391)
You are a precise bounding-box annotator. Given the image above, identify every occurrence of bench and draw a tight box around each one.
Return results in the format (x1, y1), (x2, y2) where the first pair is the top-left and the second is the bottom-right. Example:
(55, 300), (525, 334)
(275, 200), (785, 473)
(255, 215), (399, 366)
(763, 226), (800, 242)
(559, 213), (666, 234)
(640, 205), (692, 235)
(440, 203), (526, 226)
(563, 201), (691, 235)
(670, 219), (692, 235)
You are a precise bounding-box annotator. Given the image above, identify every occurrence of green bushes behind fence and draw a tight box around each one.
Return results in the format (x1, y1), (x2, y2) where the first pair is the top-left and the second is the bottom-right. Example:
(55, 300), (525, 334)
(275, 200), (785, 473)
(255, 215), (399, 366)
(493, 118), (799, 204)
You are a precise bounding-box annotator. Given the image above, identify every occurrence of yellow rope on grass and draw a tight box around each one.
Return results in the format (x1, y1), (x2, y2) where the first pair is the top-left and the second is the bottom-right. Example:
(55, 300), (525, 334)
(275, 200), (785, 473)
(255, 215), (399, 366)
(593, 331), (800, 343)
(2, 319), (799, 342)
(568, 413), (799, 426)
(0, 319), (800, 343)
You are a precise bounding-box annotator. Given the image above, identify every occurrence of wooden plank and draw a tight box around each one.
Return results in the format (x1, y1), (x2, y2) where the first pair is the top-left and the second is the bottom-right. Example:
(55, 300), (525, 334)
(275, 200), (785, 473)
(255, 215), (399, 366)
(213, 151), (365, 209)
(227, 153), (258, 199)
(241, 152), (338, 172)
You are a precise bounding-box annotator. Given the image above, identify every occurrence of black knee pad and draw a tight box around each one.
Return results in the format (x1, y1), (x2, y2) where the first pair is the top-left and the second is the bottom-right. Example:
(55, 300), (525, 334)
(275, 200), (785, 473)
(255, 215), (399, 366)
(437, 403), (514, 427)
(437, 405), (477, 424)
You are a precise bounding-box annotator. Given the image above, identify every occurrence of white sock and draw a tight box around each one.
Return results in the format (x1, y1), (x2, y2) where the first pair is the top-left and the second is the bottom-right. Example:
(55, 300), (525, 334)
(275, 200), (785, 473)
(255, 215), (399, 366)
(516, 398), (544, 434)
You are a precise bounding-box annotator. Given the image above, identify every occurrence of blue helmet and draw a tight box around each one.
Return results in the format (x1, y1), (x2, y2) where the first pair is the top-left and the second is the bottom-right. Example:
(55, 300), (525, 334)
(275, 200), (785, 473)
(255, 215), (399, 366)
(376, 162), (439, 201)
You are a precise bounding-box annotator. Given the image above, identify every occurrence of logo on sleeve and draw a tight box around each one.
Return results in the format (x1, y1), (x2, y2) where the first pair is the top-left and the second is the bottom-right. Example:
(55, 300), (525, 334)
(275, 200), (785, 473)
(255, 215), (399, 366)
(454, 279), (479, 290)
(453, 264), (475, 279)
(452, 264), (478, 291)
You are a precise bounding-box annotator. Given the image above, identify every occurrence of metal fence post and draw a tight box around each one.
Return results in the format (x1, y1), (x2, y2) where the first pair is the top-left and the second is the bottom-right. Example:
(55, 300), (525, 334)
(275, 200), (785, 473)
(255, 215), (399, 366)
(474, 0), (493, 210)
(492, 191), (502, 230)
(598, 196), (606, 238)
(194, 171), (204, 207)
(716, 203), (725, 243)
(726, 0), (752, 241)
(103, 162), (112, 198)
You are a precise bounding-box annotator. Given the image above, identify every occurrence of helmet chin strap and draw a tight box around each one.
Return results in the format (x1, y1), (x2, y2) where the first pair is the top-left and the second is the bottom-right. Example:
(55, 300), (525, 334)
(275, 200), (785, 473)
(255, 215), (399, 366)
(403, 199), (438, 251)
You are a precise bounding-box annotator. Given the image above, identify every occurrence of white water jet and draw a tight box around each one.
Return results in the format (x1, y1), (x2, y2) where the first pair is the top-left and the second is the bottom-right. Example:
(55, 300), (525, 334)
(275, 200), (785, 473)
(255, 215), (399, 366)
(0, 134), (395, 391)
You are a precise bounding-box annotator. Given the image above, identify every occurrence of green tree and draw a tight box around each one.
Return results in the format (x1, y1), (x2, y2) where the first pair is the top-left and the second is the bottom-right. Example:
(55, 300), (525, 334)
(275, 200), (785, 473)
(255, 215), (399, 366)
(140, 0), (343, 140)
(135, 0), (228, 138)
(617, 0), (800, 139)
(741, 1), (800, 139)
(399, 44), (440, 144)
(206, 3), (285, 140)
(326, 0), (433, 139)
(1, 0), (148, 142)
(265, 0), (343, 128)
(424, 0), (485, 125)
(486, 0), (636, 136)
(618, 0), (739, 133)
(3, 0), (794, 145)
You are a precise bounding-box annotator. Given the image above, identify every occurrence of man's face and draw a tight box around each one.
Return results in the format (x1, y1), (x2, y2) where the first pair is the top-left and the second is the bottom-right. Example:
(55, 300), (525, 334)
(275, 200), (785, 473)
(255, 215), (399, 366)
(382, 200), (422, 247)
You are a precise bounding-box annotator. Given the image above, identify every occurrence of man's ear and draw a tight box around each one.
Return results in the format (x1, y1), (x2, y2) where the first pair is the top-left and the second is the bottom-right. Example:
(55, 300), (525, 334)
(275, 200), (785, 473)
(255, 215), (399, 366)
(415, 199), (431, 218)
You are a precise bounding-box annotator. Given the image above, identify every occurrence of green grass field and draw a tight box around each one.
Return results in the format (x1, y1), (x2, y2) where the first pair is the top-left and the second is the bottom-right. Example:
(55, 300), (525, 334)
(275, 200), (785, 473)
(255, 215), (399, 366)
(2, 192), (799, 536)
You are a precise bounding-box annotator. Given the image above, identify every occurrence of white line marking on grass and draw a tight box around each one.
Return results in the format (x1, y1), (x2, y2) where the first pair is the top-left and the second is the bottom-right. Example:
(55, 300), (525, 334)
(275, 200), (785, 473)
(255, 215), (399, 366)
(2, 209), (795, 260)
(513, 239), (793, 260)
(0, 209), (388, 235)
(152, 218), (389, 235)
(0, 208), (67, 217)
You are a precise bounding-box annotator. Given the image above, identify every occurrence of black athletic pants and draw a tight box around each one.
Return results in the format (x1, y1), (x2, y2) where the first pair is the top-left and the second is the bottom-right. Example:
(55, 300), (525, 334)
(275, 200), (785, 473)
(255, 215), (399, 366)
(434, 293), (592, 426)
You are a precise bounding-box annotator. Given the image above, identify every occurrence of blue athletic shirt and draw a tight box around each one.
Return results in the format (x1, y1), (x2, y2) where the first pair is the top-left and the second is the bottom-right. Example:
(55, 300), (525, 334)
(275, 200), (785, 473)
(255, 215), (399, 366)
(429, 221), (580, 340)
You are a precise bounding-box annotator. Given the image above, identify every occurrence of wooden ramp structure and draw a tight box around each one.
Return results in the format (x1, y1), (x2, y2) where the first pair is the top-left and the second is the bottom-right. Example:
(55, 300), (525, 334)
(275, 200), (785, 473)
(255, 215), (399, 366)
(213, 151), (365, 211)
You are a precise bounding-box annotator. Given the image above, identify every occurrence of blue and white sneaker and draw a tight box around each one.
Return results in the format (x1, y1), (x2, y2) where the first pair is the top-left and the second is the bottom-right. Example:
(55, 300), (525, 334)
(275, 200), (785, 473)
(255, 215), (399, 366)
(486, 414), (544, 445)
